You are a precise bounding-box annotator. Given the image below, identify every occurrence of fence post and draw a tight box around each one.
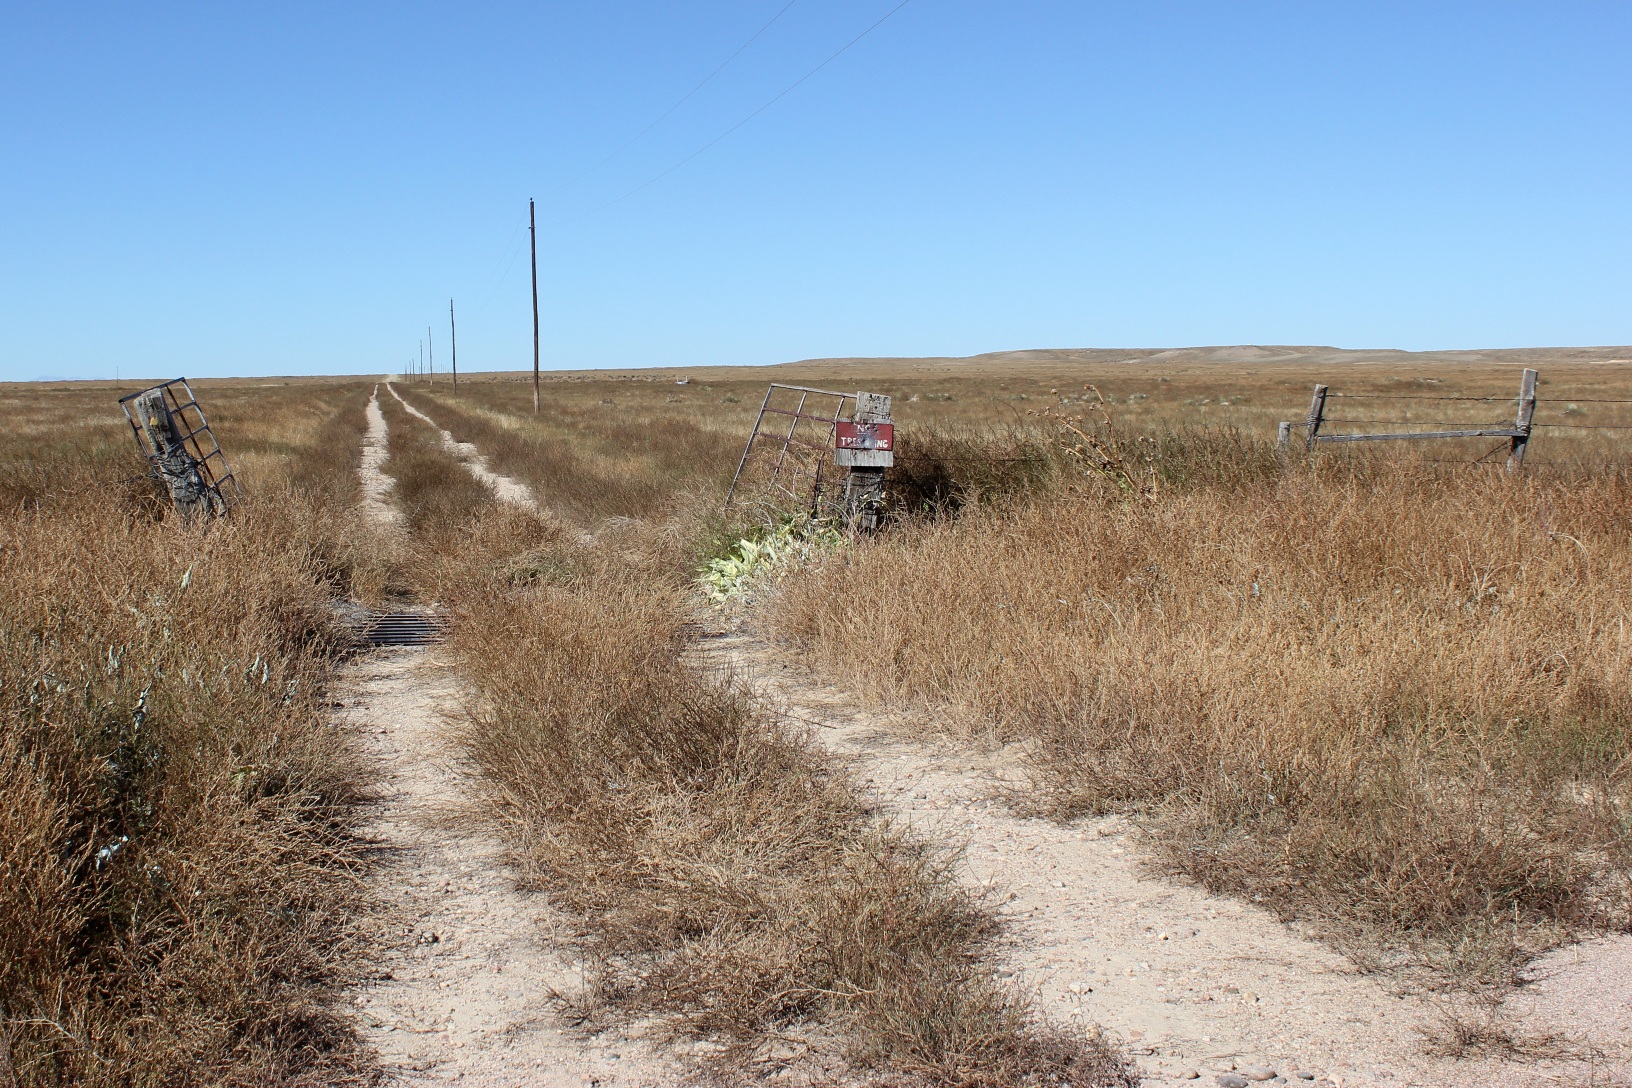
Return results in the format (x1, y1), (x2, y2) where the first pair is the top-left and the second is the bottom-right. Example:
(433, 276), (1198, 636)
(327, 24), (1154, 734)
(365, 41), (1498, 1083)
(1506, 368), (1538, 473)
(1304, 384), (1328, 451)
(1276, 421), (1292, 467)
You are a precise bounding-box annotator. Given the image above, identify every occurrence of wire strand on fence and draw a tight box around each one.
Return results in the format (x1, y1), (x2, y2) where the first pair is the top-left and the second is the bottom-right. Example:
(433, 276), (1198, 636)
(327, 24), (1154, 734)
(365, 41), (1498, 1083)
(1326, 393), (1517, 402)
(1533, 422), (1632, 430)
(1321, 418), (1515, 427)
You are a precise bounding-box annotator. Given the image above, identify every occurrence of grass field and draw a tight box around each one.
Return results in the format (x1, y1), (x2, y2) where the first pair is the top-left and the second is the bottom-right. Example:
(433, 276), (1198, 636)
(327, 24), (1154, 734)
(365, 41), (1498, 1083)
(3, 347), (1630, 1083)
(0, 379), (383, 1085)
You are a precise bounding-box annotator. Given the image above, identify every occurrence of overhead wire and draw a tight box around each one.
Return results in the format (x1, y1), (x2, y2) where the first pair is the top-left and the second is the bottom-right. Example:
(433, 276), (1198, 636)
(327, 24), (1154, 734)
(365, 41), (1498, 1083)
(465, 209), (533, 318)
(434, 2), (910, 361)
(559, 0), (915, 224)
(554, 0), (804, 192)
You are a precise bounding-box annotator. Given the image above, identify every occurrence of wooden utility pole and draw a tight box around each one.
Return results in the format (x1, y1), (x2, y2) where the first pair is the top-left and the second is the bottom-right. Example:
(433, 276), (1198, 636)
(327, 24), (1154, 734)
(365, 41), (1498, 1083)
(419, 339), (424, 383)
(427, 326), (434, 385)
(530, 197), (540, 415)
(449, 299), (458, 393)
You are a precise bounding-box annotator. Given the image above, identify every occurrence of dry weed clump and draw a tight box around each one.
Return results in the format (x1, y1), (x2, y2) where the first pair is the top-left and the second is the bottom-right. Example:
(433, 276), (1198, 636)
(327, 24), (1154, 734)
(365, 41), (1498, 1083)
(0, 383), (379, 1085)
(771, 462), (1632, 984)
(434, 510), (1134, 1086)
(397, 384), (740, 526)
(377, 390), (498, 548)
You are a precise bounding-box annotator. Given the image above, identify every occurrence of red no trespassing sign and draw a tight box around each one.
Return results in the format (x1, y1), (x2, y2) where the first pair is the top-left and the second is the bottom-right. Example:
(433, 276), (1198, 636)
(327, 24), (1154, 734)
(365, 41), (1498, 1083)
(835, 421), (894, 451)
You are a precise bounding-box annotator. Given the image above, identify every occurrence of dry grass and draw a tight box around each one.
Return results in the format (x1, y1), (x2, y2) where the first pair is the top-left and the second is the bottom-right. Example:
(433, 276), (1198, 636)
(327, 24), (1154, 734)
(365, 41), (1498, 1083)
(406, 500), (1134, 1086)
(376, 389), (497, 549)
(395, 382), (740, 526)
(0, 379), (381, 1085)
(384, 360), (1632, 992)
(770, 442), (1632, 986)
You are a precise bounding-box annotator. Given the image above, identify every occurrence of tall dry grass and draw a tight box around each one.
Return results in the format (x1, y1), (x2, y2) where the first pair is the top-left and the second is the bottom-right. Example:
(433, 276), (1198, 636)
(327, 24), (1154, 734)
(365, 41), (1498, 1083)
(396, 384), (739, 526)
(0, 381), (380, 1085)
(420, 504), (1133, 1087)
(376, 389), (497, 552)
(771, 455), (1632, 985)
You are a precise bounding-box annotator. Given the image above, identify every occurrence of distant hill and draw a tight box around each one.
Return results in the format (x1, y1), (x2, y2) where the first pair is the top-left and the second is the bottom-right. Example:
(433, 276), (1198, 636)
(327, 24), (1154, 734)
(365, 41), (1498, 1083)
(778, 345), (1632, 370)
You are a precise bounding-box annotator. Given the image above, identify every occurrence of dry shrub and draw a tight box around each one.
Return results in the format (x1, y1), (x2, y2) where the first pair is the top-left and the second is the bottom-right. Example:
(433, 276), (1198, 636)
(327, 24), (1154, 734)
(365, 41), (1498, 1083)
(770, 462), (1632, 984)
(0, 496), (374, 1086)
(0, 381), (380, 1085)
(377, 391), (497, 548)
(886, 428), (1060, 518)
(438, 521), (1134, 1087)
(397, 384), (739, 526)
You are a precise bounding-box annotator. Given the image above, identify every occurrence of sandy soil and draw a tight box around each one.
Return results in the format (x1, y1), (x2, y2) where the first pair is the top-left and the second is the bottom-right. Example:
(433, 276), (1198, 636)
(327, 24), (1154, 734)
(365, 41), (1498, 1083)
(694, 628), (1632, 1088)
(347, 400), (674, 1086)
(340, 649), (678, 1087)
(386, 383), (540, 510)
(363, 385), (403, 527)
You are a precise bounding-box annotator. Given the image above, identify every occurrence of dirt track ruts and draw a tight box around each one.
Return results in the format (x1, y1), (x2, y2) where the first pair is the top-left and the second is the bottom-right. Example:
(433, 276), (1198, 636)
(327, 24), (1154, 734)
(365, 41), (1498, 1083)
(347, 384), (674, 1085)
(695, 627), (1632, 1088)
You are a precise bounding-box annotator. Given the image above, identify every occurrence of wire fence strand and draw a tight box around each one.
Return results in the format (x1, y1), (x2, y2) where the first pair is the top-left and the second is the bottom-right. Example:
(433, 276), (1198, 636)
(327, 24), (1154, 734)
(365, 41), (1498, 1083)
(1326, 393), (1517, 402)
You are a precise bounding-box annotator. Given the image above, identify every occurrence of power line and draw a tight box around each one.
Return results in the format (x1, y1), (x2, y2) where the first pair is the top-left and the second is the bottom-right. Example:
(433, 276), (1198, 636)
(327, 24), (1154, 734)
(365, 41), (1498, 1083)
(564, 0), (915, 223)
(467, 209), (532, 318)
(557, 0), (804, 191)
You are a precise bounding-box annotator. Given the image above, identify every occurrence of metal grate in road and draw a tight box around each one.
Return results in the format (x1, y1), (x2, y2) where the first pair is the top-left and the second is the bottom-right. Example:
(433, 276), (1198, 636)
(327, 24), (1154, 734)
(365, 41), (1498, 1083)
(361, 611), (447, 647)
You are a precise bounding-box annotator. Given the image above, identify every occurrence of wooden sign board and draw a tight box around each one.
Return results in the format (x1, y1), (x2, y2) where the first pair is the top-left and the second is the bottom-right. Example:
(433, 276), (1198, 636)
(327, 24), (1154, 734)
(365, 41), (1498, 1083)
(835, 393), (894, 467)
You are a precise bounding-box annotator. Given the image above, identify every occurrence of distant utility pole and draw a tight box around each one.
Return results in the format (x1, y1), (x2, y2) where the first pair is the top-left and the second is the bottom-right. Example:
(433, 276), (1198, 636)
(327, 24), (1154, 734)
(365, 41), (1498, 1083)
(449, 299), (458, 393)
(530, 197), (540, 415)
(427, 325), (434, 386)
(419, 339), (424, 383)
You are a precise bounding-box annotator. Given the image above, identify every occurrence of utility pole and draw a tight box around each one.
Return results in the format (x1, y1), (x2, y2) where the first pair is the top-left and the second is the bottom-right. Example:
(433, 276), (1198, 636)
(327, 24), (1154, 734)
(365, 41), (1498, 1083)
(449, 299), (458, 393)
(530, 197), (540, 415)
(428, 325), (434, 386)
(419, 339), (424, 383)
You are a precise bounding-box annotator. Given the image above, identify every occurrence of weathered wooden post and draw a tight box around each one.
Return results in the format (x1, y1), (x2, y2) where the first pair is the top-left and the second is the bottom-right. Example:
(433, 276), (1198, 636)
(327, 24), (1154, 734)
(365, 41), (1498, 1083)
(1304, 385), (1329, 451)
(131, 390), (220, 520)
(835, 392), (894, 532)
(1276, 420), (1292, 467)
(1506, 368), (1538, 473)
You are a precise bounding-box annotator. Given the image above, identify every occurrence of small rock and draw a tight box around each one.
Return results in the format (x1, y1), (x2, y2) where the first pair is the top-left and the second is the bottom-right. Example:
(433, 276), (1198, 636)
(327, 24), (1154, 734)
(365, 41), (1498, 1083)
(1223, 985), (1240, 994)
(1178, 1072), (1200, 1082)
(1241, 1066), (1276, 1081)
(1288, 1074), (1316, 1082)
(1218, 1077), (1250, 1088)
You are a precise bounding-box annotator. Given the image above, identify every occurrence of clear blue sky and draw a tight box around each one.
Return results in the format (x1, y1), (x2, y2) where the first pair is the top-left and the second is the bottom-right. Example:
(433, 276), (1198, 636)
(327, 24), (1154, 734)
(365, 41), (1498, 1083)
(2, 1), (1628, 381)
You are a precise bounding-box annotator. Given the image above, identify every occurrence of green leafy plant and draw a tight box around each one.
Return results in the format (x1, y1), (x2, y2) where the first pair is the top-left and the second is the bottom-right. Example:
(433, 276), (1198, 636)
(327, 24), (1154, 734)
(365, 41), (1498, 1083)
(699, 515), (844, 602)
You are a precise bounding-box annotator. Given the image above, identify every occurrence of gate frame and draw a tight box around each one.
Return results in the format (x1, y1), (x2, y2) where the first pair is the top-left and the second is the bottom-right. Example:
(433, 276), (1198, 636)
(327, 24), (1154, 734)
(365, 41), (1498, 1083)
(119, 377), (242, 516)
(724, 384), (856, 513)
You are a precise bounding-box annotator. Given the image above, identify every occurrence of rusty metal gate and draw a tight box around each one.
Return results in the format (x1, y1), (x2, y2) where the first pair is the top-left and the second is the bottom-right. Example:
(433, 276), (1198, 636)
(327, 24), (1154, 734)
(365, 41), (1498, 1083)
(120, 378), (241, 518)
(724, 384), (856, 514)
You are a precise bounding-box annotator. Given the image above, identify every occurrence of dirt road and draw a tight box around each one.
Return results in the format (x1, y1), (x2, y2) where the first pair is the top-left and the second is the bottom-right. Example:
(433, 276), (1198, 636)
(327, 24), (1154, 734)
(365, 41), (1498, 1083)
(346, 392), (673, 1085)
(695, 628), (1632, 1088)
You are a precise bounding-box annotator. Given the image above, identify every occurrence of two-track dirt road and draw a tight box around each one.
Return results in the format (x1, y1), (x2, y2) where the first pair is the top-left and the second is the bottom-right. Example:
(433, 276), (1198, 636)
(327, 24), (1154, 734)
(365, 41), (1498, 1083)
(695, 627), (1632, 1088)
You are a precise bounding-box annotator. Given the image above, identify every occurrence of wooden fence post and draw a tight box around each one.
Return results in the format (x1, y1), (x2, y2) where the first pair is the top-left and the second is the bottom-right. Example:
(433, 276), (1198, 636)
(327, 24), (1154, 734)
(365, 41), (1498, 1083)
(1304, 384), (1328, 451)
(1505, 368), (1538, 473)
(1276, 421), (1292, 467)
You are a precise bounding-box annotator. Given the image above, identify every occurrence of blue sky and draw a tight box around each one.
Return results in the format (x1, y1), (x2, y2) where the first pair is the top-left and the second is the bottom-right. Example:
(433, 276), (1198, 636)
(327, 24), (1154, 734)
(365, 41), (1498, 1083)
(1, 1), (1628, 381)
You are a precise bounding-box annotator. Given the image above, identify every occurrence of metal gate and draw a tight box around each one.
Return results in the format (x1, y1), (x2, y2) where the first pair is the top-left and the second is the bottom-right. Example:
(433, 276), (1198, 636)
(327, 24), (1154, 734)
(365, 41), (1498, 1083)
(120, 378), (241, 518)
(724, 384), (856, 514)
